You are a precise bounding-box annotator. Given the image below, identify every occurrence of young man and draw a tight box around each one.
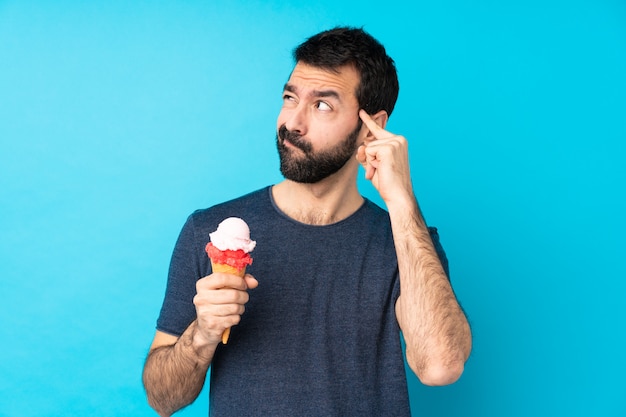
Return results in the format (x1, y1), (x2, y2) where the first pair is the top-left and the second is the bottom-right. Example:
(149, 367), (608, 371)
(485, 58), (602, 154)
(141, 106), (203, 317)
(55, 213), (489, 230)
(143, 27), (472, 417)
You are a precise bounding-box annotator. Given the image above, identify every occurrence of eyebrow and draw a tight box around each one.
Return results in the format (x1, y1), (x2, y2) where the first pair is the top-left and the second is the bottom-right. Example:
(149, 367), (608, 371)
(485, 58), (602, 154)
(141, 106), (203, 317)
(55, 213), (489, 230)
(283, 83), (341, 101)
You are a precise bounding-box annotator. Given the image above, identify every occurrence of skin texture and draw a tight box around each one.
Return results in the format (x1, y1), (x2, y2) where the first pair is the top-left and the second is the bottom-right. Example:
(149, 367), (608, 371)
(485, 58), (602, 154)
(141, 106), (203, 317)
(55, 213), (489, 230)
(357, 110), (472, 384)
(142, 62), (472, 416)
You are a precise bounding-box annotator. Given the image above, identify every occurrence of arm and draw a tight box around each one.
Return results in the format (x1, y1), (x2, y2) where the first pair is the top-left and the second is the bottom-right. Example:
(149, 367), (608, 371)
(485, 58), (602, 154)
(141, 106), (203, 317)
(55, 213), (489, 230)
(357, 110), (472, 386)
(143, 273), (258, 416)
(143, 324), (215, 417)
(390, 198), (471, 385)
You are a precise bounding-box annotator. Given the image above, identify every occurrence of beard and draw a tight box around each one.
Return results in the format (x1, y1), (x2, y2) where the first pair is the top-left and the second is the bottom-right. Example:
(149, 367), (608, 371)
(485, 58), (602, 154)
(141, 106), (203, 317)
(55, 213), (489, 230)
(276, 121), (362, 184)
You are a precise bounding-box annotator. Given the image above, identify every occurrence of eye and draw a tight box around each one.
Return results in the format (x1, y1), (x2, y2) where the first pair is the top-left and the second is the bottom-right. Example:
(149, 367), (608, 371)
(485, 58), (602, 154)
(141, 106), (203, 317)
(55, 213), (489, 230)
(316, 101), (331, 111)
(282, 93), (297, 106)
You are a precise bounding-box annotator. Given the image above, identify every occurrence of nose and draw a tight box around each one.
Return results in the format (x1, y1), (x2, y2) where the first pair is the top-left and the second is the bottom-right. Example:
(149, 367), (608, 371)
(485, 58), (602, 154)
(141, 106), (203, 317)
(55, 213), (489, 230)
(282, 104), (308, 136)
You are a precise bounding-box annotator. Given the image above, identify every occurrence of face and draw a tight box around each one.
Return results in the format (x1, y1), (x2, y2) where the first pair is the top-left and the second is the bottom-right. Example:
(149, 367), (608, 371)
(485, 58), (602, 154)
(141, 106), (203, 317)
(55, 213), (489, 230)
(276, 63), (363, 183)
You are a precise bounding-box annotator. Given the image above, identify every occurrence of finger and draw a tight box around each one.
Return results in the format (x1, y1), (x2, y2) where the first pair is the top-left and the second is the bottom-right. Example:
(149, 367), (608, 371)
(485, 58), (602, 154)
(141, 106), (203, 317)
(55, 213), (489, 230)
(357, 146), (375, 179)
(365, 155), (379, 180)
(200, 285), (250, 301)
(194, 304), (242, 339)
(357, 142), (381, 180)
(196, 299), (245, 317)
(359, 109), (388, 139)
(199, 273), (249, 291)
(356, 144), (367, 164)
(212, 303), (246, 318)
(244, 274), (259, 290)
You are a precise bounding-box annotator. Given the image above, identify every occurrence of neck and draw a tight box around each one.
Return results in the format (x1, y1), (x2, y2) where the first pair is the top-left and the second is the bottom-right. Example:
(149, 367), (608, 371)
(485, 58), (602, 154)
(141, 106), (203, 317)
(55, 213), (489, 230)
(272, 161), (363, 225)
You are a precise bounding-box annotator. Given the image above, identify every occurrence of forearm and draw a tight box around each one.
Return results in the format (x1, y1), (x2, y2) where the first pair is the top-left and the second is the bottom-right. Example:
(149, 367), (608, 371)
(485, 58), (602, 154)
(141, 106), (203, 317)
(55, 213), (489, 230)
(142, 321), (216, 416)
(390, 197), (472, 385)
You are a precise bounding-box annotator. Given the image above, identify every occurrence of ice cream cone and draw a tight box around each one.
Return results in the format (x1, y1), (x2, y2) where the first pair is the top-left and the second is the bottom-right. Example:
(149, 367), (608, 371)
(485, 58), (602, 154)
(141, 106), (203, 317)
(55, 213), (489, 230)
(211, 261), (247, 344)
(206, 217), (256, 345)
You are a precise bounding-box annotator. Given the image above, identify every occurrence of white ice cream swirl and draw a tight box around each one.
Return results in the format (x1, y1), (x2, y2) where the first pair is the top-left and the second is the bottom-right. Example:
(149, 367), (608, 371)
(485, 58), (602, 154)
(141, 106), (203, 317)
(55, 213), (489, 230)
(209, 217), (256, 253)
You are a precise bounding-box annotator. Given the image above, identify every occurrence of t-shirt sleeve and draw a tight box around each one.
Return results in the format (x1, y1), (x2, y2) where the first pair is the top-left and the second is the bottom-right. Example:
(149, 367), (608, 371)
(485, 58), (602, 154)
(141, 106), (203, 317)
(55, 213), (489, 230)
(156, 214), (205, 336)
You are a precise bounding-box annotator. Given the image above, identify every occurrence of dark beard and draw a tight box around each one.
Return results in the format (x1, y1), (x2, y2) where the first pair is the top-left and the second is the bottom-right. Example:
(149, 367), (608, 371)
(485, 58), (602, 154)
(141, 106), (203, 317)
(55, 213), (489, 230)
(276, 121), (362, 184)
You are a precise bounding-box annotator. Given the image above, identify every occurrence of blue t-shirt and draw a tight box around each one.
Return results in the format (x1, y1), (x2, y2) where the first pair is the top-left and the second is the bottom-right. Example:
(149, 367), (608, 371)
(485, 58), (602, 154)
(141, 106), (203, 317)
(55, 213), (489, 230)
(156, 186), (449, 416)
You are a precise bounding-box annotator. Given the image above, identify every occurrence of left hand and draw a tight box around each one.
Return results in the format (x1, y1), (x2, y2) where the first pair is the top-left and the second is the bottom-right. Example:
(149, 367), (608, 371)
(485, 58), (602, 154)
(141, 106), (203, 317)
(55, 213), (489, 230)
(356, 110), (414, 206)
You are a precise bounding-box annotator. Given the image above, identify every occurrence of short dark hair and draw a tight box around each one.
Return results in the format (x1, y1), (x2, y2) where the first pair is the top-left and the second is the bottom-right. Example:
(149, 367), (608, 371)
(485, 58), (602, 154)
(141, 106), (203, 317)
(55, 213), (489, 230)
(293, 26), (399, 116)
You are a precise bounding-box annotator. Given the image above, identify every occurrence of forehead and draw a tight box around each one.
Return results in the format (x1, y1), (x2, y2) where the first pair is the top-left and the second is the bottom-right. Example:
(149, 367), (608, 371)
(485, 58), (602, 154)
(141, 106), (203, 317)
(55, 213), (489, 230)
(286, 63), (360, 102)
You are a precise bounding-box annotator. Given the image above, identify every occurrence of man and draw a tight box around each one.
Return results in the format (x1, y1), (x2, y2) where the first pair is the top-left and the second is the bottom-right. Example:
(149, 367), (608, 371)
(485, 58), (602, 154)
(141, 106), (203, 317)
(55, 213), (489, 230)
(143, 27), (472, 416)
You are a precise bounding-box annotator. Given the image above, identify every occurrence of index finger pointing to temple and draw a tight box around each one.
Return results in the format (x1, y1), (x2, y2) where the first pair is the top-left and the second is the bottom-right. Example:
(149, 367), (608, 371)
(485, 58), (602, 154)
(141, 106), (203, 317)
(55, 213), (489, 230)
(359, 109), (387, 139)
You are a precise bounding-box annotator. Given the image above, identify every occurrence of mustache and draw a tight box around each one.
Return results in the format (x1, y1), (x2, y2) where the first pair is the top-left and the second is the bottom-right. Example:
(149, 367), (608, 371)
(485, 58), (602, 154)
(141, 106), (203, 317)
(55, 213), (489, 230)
(278, 125), (312, 153)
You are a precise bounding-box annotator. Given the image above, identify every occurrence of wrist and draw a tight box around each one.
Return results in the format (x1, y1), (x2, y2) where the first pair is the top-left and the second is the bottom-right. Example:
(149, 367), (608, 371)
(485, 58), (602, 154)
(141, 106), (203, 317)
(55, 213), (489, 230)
(386, 192), (419, 218)
(189, 321), (218, 362)
(387, 195), (431, 236)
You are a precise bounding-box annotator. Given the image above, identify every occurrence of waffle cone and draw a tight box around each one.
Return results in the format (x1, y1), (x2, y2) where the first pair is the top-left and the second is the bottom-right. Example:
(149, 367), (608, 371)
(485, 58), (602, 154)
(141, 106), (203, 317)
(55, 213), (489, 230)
(211, 261), (247, 344)
(211, 261), (247, 277)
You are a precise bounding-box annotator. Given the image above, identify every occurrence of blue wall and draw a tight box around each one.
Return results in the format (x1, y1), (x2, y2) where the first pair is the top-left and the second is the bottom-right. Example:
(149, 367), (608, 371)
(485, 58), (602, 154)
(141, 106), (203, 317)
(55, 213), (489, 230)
(1, 1), (624, 416)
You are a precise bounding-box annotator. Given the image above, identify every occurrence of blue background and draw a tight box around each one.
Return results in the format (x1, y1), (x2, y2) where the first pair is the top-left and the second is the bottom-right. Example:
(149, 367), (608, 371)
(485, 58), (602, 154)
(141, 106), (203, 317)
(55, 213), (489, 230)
(1, 1), (625, 416)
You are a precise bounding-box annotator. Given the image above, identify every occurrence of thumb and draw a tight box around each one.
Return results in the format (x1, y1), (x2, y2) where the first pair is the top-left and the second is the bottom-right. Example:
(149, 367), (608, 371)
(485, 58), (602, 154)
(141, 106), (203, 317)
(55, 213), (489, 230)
(244, 274), (259, 290)
(357, 144), (377, 180)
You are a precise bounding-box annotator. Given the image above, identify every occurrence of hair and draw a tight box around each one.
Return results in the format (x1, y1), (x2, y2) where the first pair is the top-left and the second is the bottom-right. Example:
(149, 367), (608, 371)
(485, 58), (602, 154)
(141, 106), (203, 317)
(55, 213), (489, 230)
(293, 26), (399, 116)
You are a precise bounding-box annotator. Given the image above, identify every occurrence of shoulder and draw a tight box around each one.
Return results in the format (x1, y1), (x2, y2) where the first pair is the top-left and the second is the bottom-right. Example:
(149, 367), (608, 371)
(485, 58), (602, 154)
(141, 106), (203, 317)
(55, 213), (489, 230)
(190, 186), (271, 227)
(187, 186), (272, 235)
(361, 198), (392, 226)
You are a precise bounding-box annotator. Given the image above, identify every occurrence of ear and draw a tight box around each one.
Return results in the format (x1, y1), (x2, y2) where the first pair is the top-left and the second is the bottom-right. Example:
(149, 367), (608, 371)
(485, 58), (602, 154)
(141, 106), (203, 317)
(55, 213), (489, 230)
(372, 110), (389, 129)
(363, 110), (389, 140)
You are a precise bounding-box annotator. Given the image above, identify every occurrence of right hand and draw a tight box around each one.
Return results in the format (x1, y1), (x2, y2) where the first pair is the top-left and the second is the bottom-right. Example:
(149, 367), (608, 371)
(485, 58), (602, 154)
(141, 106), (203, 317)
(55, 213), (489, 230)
(193, 272), (258, 346)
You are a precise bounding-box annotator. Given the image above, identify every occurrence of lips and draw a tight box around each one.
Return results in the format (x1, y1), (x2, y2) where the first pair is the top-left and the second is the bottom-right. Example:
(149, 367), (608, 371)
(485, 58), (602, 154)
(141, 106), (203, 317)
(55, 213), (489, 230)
(278, 125), (312, 153)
